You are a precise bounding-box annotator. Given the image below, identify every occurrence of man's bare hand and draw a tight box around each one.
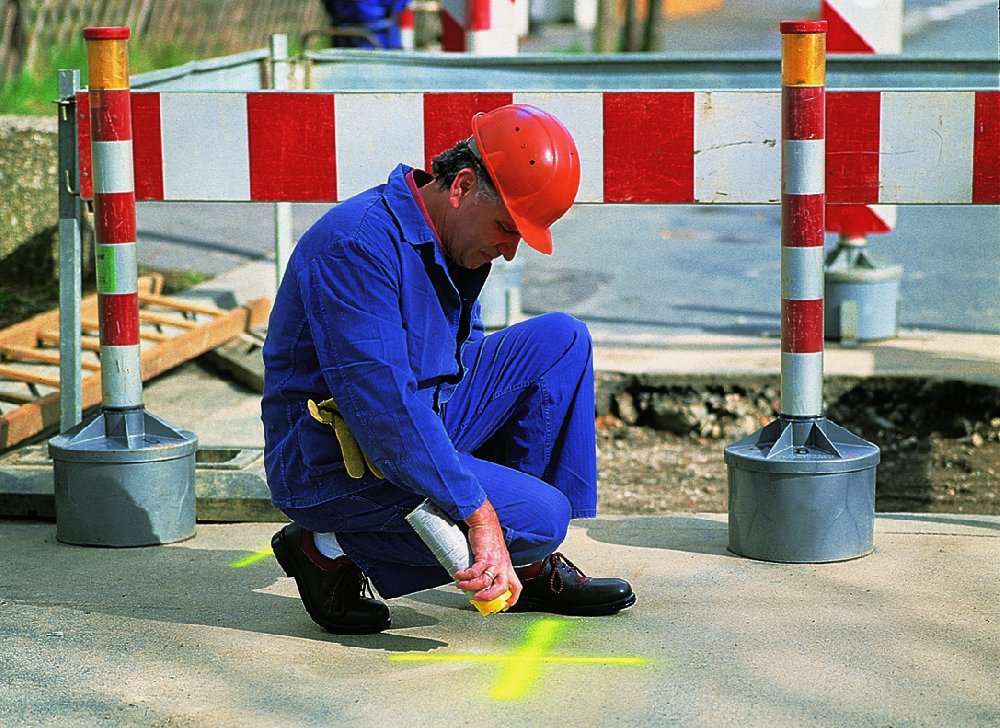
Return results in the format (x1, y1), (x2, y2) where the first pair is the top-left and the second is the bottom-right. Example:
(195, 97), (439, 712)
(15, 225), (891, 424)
(455, 498), (521, 608)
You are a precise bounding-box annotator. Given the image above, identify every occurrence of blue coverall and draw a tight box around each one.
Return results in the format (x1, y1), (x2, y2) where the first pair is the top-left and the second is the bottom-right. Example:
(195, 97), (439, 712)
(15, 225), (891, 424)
(261, 165), (597, 598)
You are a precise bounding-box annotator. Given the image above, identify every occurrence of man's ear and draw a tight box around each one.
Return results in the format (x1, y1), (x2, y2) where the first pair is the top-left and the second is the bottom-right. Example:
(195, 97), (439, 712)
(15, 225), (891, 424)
(448, 168), (478, 209)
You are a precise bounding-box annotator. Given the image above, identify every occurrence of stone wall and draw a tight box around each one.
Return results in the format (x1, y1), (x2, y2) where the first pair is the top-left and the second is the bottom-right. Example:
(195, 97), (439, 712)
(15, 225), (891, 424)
(0, 114), (92, 286)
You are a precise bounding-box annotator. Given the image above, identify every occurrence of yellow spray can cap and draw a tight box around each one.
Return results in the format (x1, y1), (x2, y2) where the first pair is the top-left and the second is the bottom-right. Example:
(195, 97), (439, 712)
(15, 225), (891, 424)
(472, 589), (512, 616)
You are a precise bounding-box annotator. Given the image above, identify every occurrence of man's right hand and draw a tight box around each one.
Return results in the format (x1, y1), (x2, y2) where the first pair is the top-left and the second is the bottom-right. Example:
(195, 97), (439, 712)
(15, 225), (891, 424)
(455, 498), (522, 609)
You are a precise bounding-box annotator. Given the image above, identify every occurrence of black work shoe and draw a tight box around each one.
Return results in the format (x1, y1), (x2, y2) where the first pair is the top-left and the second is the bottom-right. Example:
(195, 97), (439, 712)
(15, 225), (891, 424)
(508, 552), (636, 616)
(271, 523), (391, 635)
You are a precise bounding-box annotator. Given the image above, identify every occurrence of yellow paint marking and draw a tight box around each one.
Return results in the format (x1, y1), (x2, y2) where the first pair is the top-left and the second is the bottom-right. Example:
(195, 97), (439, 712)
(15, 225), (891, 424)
(229, 547), (273, 568)
(389, 618), (647, 701)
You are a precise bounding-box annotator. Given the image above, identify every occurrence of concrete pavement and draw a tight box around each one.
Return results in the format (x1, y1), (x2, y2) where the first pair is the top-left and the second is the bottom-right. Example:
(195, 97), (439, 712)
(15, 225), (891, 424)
(1, 514), (997, 726)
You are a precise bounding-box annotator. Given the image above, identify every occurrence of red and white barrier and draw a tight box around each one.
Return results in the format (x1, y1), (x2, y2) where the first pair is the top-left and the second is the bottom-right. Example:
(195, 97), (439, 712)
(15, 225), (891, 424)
(821, 0), (902, 54)
(440, 0), (519, 54)
(75, 90), (999, 206)
(822, 1), (904, 240)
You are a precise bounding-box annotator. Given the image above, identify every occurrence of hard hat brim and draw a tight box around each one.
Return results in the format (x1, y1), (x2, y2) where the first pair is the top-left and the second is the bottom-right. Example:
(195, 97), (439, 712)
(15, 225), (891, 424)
(516, 215), (553, 255)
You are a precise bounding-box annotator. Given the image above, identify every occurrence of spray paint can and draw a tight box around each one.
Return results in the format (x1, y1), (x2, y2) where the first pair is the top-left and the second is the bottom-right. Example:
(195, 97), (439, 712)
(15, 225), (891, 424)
(406, 500), (511, 616)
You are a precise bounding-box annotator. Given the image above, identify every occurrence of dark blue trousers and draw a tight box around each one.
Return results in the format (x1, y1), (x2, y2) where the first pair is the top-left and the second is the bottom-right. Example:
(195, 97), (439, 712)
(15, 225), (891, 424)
(282, 312), (597, 598)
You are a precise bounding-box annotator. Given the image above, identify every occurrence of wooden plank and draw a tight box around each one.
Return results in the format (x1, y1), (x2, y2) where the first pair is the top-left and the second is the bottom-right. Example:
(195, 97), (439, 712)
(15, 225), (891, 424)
(138, 292), (223, 316)
(0, 364), (61, 388)
(138, 310), (201, 329)
(0, 297), (271, 450)
(1, 344), (101, 371)
(39, 331), (102, 352)
(0, 390), (38, 406)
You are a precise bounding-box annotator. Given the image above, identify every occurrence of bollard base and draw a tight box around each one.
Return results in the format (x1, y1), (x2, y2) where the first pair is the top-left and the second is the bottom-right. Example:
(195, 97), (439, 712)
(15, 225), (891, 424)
(49, 407), (198, 547)
(724, 416), (880, 563)
(825, 244), (903, 342)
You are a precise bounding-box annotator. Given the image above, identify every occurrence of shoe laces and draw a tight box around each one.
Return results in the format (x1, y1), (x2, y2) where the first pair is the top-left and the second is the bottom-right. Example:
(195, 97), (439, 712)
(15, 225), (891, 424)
(327, 564), (376, 613)
(545, 552), (588, 594)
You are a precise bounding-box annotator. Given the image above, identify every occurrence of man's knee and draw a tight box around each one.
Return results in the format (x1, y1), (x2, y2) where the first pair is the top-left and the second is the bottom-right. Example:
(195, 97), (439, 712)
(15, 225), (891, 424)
(532, 312), (592, 363)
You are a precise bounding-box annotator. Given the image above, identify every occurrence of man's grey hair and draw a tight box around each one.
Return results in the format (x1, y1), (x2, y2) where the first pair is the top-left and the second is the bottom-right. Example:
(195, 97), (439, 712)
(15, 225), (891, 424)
(431, 140), (501, 202)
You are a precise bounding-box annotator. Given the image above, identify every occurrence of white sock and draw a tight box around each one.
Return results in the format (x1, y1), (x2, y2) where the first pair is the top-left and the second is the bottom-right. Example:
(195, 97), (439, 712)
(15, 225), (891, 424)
(313, 531), (345, 560)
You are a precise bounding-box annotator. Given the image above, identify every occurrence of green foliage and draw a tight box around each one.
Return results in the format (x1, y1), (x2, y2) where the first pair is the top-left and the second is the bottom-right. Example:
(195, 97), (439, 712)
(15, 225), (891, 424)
(0, 38), (207, 116)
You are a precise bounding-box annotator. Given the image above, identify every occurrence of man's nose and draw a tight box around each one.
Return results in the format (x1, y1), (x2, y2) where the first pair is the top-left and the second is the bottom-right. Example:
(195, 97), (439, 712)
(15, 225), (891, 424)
(499, 240), (519, 261)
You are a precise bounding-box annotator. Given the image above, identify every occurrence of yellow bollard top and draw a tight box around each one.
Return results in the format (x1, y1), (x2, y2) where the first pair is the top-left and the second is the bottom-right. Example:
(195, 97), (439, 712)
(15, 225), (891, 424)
(84, 26), (130, 91)
(781, 20), (827, 87)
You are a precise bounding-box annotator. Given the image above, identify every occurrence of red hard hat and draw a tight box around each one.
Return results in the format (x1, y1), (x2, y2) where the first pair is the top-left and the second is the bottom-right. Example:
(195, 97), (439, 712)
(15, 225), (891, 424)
(470, 104), (581, 255)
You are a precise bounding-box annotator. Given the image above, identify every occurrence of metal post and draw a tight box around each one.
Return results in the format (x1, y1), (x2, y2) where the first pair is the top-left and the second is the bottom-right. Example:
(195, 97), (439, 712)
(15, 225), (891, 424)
(780, 20), (827, 420)
(270, 34), (293, 291)
(57, 69), (83, 432)
(723, 20), (880, 564)
(49, 27), (198, 547)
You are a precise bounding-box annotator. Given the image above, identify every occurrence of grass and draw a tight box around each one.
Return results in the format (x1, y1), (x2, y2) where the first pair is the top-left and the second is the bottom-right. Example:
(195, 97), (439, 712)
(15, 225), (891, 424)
(0, 38), (216, 116)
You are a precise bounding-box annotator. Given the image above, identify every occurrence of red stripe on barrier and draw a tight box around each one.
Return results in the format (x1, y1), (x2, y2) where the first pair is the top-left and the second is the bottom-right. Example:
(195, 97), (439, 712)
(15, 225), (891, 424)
(973, 91), (1000, 204)
(821, 0), (875, 53)
(89, 89), (132, 142)
(98, 293), (140, 346)
(782, 194), (825, 247)
(781, 298), (824, 354)
(468, 0), (491, 30)
(77, 91), (93, 200)
(783, 86), (825, 140)
(423, 92), (512, 169)
(94, 191), (137, 243)
(247, 93), (337, 202)
(440, 10), (466, 51)
(604, 92), (694, 203)
(826, 91), (880, 204)
(826, 204), (892, 235)
(131, 92), (164, 201)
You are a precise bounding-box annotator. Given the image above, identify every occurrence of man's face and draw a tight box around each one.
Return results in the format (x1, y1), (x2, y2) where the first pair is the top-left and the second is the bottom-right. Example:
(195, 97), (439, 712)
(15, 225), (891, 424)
(440, 170), (522, 269)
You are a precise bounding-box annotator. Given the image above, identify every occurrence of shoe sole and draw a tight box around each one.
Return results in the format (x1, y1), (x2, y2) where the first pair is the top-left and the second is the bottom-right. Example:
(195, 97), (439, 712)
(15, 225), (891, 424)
(271, 528), (391, 635)
(509, 591), (637, 617)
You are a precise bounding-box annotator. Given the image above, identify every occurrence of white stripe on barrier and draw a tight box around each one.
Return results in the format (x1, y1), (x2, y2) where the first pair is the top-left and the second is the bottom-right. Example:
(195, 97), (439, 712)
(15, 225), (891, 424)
(827, 0), (903, 54)
(780, 352), (824, 417)
(869, 203), (897, 229)
(515, 92), (604, 203)
(160, 92), (250, 201)
(880, 91), (975, 203)
(100, 345), (143, 408)
(782, 139), (825, 195)
(781, 246), (825, 300)
(96, 243), (138, 294)
(91, 141), (135, 195)
(695, 91), (781, 203)
(335, 93), (424, 199)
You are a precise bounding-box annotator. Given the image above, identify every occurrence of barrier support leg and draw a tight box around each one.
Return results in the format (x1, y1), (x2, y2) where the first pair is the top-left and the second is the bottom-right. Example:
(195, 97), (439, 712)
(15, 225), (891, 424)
(57, 69), (83, 432)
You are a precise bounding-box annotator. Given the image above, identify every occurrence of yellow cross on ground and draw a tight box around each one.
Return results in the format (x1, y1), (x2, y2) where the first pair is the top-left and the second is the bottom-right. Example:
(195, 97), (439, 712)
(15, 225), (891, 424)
(229, 546), (273, 568)
(390, 617), (647, 701)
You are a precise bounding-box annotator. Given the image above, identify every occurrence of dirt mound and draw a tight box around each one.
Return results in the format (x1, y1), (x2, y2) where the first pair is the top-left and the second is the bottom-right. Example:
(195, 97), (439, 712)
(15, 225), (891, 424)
(595, 375), (999, 515)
